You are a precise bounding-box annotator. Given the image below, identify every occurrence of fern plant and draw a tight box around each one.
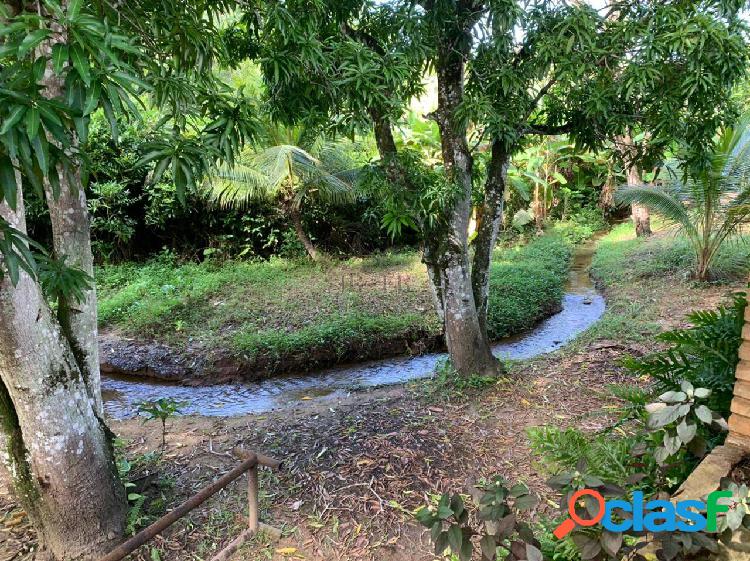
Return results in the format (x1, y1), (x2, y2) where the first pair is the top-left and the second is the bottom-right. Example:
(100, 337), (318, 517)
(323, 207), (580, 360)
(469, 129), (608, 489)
(623, 292), (746, 415)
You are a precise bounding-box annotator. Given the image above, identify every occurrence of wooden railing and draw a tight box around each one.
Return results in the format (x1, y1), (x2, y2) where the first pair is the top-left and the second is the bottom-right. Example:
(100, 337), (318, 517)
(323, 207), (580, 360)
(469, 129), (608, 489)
(99, 450), (282, 561)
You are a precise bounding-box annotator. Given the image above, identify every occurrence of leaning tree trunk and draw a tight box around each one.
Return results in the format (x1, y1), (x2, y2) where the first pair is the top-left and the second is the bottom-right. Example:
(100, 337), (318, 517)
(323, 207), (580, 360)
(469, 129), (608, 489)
(472, 140), (509, 340)
(432, 8), (498, 377)
(0, 188), (126, 560)
(289, 205), (318, 261)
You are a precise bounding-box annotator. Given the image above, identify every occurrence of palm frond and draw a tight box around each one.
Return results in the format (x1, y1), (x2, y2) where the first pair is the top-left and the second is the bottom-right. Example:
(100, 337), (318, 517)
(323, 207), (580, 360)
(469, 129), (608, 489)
(615, 185), (694, 230)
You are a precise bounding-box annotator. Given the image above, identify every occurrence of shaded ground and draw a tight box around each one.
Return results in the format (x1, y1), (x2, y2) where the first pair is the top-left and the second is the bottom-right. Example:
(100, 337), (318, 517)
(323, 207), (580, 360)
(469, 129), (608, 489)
(0, 226), (746, 560)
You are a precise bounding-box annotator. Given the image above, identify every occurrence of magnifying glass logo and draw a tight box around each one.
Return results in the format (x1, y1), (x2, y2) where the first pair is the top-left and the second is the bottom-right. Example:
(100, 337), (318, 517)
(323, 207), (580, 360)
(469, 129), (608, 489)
(553, 489), (606, 539)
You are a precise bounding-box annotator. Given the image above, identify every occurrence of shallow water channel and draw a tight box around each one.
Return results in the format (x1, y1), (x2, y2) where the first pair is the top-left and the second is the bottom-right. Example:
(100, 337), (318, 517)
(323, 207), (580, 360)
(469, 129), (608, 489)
(102, 238), (606, 419)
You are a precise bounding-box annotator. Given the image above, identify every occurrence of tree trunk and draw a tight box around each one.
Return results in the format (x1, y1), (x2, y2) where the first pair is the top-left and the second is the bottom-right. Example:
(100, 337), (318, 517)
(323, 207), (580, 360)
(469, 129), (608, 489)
(43, 182), (102, 410)
(472, 140), (509, 340)
(39, 2), (101, 411)
(289, 205), (318, 260)
(0, 189), (126, 560)
(598, 168), (616, 215)
(433, 6), (498, 377)
(616, 135), (651, 237)
(628, 165), (651, 237)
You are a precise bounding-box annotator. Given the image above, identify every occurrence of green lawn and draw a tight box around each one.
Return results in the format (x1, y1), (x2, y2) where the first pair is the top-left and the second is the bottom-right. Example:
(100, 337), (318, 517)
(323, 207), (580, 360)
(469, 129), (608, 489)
(97, 230), (574, 372)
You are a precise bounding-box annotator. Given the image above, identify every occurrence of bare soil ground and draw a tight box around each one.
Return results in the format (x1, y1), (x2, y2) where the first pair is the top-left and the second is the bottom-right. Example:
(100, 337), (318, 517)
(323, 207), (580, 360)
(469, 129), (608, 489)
(0, 234), (744, 561)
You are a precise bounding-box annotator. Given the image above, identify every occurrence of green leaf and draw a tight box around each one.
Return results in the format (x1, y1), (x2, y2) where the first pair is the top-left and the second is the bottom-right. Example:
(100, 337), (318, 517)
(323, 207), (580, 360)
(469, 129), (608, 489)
(663, 433), (681, 456)
(434, 530), (448, 555)
(526, 544), (543, 561)
(601, 531), (623, 557)
(696, 405), (713, 424)
(0, 105), (26, 136)
(677, 420), (697, 444)
(727, 504), (745, 531)
(18, 29), (50, 58)
(29, 133), (48, 172)
(70, 45), (91, 85)
(51, 43), (68, 74)
(447, 524), (462, 554)
(0, 154), (18, 209)
(658, 391), (686, 403)
(514, 493), (539, 512)
(509, 483), (529, 498)
(648, 404), (681, 428)
(25, 106), (40, 140)
(479, 535), (496, 560)
(67, 0), (83, 19)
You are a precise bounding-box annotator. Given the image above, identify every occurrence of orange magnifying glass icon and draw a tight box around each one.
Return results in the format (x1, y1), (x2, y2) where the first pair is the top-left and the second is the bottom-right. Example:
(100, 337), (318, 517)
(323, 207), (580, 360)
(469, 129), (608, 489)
(553, 489), (606, 539)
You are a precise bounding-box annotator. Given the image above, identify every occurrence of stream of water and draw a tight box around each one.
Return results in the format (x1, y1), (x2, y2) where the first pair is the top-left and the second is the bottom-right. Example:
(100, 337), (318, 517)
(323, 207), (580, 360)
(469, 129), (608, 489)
(102, 238), (605, 419)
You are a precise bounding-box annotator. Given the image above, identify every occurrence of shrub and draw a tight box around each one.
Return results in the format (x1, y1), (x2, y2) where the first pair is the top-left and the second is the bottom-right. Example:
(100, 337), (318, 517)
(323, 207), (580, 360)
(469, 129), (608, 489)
(486, 234), (572, 339)
(623, 292), (746, 416)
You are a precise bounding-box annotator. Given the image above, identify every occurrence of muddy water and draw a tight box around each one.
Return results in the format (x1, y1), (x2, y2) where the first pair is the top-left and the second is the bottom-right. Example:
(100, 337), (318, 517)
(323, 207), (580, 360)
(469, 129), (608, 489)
(102, 238), (605, 419)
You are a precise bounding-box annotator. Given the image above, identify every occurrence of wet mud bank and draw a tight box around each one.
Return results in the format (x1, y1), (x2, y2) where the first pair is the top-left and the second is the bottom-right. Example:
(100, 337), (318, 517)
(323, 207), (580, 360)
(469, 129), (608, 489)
(100, 328), (444, 384)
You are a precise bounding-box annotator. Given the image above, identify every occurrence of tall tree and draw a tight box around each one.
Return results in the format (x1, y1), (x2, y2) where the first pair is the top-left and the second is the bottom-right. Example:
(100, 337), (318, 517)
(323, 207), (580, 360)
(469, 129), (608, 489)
(0, 1), (256, 557)
(240, 0), (747, 377)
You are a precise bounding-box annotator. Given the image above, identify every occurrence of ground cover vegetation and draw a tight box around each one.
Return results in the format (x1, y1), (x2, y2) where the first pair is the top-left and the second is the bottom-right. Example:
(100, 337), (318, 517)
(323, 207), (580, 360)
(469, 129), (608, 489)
(97, 228), (575, 378)
(1, 0), (750, 559)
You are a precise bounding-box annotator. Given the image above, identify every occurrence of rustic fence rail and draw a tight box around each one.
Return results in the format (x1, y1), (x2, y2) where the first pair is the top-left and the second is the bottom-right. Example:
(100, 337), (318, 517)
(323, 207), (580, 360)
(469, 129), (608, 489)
(98, 451), (282, 561)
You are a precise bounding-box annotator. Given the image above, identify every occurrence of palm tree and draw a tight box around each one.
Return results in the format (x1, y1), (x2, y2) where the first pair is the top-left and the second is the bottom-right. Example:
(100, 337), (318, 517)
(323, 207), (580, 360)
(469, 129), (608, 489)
(209, 123), (360, 260)
(616, 118), (750, 281)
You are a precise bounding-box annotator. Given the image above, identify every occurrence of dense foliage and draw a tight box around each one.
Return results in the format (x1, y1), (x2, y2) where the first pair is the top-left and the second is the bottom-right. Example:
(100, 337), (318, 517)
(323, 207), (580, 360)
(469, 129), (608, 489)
(617, 118), (750, 280)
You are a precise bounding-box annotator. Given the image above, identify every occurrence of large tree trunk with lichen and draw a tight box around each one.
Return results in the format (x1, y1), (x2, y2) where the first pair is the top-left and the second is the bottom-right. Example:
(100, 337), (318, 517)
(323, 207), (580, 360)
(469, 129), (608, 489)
(432, 7), (498, 377)
(43, 181), (102, 408)
(472, 140), (508, 340)
(0, 189), (126, 560)
(40, 27), (102, 410)
(617, 135), (651, 237)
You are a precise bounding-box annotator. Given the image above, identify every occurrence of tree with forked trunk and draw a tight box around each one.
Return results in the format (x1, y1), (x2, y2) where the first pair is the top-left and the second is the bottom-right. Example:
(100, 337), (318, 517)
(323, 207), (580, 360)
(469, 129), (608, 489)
(244, 0), (748, 377)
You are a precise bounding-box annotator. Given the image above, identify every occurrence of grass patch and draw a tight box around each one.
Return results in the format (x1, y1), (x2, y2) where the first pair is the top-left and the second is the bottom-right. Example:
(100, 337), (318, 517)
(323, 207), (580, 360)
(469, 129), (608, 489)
(97, 231), (574, 372)
(487, 231), (572, 339)
(591, 223), (750, 285)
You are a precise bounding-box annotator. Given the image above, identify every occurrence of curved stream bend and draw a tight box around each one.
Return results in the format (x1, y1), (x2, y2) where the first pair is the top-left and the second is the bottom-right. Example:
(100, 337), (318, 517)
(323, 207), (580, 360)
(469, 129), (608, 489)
(103, 239), (605, 419)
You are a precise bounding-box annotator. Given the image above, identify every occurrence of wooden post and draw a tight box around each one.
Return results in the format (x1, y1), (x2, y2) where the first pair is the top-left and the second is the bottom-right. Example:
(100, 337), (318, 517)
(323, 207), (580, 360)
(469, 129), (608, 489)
(248, 465), (259, 532)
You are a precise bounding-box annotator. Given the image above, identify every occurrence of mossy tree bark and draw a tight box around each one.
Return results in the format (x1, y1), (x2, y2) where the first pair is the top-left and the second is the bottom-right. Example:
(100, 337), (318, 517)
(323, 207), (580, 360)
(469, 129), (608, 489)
(472, 140), (509, 340)
(431, 1), (499, 377)
(0, 185), (126, 560)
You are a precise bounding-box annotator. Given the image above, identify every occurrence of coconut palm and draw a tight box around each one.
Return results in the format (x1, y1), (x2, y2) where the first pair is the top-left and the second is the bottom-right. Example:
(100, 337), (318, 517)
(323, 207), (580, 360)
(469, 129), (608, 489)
(616, 118), (750, 281)
(209, 123), (360, 260)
